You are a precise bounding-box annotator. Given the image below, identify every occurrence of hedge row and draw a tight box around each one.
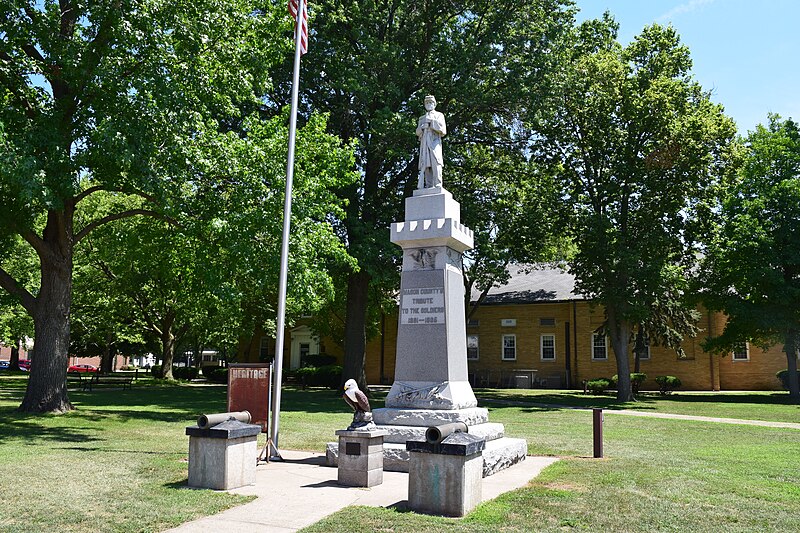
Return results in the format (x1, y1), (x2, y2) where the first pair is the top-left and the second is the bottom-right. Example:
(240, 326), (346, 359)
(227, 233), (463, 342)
(292, 365), (343, 389)
(585, 373), (681, 395)
(776, 369), (800, 390)
(149, 365), (200, 380)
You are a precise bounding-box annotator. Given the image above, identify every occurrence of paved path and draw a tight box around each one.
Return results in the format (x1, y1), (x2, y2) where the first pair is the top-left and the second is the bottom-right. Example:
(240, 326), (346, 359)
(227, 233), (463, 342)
(602, 409), (800, 429)
(166, 451), (559, 533)
(481, 399), (800, 430)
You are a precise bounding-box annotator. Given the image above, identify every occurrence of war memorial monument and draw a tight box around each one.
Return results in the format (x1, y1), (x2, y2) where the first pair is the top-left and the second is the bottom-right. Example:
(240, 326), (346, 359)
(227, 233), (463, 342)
(328, 96), (527, 476)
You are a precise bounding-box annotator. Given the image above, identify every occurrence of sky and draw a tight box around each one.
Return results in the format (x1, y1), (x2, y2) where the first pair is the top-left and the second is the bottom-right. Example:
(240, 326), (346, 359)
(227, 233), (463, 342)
(574, 0), (800, 135)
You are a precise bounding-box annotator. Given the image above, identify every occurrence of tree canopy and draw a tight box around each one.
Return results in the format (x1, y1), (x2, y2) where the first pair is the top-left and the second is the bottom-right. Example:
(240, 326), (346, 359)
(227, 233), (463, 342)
(0, 1), (353, 412)
(536, 15), (737, 400)
(701, 115), (800, 400)
(287, 0), (577, 388)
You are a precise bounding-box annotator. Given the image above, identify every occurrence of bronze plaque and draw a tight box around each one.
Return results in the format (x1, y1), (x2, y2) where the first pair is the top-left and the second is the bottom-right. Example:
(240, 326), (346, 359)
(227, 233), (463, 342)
(345, 442), (361, 456)
(227, 364), (271, 432)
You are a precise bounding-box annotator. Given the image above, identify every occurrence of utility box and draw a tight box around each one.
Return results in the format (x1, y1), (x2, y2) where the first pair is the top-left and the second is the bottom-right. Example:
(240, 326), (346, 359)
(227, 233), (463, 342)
(186, 419), (261, 490)
(407, 432), (485, 517)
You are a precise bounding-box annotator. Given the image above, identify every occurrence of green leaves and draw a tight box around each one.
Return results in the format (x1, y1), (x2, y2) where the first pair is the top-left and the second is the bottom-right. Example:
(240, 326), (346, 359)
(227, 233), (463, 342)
(702, 115), (800, 362)
(541, 16), (735, 319)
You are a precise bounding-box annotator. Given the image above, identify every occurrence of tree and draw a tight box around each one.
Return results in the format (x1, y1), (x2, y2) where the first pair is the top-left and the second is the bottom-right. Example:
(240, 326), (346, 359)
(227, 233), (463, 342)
(285, 0), (576, 389)
(0, 1), (287, 412)
(74, 113), (355, 380)
(537, 15), (736, 400)
(449, 152), (569, 319)
(701, 116), (800, 401)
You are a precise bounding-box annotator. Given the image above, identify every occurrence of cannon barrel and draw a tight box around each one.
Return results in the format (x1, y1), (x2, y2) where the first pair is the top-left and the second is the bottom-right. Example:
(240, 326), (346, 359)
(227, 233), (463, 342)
(425, 422), (468, 444)
(197, 411), (251, 429)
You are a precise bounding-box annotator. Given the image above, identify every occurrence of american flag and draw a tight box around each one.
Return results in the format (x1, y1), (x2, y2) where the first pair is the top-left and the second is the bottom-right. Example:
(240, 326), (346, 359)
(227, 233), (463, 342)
(288, 0), (308, 55)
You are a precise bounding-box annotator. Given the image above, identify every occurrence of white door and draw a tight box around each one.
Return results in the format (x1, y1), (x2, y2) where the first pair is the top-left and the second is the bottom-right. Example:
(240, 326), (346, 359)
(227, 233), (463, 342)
(290, 326), (319, 369)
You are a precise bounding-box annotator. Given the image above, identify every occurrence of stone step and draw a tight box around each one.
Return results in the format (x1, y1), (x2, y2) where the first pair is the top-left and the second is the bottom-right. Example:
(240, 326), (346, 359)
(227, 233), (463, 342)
(325, 436), (527, 478)
(377, 422), (505, 445)
(372, 406), (489, 426)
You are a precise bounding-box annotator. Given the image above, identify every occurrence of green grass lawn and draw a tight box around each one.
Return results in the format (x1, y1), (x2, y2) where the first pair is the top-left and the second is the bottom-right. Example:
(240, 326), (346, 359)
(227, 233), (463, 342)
(474, 388), (800, 424)
(1, 373), (798, 532)
(307, 404), (800, 533)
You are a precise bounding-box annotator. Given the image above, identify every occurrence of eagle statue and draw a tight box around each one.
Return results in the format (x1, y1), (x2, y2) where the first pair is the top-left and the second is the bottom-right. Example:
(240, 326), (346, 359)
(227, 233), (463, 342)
(343, 379), (376, 430)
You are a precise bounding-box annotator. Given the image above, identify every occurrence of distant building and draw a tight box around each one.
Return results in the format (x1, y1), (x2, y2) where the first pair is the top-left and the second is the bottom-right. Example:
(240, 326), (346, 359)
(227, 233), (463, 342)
(240, 265), (789, 391)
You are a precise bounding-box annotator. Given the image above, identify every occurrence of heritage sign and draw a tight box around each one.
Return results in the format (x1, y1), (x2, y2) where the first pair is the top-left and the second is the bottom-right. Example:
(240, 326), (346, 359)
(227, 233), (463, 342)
(227, 363), (271, 432)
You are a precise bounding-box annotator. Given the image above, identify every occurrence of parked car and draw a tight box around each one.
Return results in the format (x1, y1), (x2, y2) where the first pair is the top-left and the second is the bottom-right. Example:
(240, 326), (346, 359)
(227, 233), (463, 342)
(18, 360), (31, 371)
(68, 364), (98, 373)
(0, 360), (9, 369)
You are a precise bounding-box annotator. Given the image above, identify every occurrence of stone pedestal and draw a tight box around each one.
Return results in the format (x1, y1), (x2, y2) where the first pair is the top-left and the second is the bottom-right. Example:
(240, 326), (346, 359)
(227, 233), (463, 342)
(186, 420), (261, 490)
(387, 186), (476, 410)
(407, 432), (485, 517)
(335, 429), (387, 487)
(328, 185), (527, 476)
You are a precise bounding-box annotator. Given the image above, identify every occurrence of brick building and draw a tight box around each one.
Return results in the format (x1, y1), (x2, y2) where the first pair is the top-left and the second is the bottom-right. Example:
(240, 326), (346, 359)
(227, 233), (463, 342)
(239, 265), (789, 391)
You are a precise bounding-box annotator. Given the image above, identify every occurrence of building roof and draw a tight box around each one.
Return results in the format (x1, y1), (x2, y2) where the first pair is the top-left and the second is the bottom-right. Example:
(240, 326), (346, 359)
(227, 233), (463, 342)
(470, 264), (584, 305)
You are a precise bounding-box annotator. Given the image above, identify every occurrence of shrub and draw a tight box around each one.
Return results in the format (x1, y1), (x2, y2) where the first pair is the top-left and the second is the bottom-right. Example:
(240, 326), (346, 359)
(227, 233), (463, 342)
(586, 378), (612, 394)
(294, 365), (343, 389)
(776, 369), (800, 390)
(609, 373), (647, 393)
(655, 375), (681, 395)
(301, 354), (337, 368)
(201, 365), (222, 377)
(206, 367), (228, 384)
(173, 366), (200, 380)
(150, 365), (162, 377)
(631, 373), (647, 393)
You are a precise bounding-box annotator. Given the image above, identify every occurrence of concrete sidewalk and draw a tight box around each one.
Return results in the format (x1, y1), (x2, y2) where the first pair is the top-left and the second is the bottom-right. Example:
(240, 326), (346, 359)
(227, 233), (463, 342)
(167, 451), (559, 532)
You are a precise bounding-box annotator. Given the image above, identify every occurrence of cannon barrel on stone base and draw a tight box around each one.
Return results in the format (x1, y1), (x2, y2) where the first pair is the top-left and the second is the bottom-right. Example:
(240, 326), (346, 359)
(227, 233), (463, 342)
(197, 410), (251, 429)
(425, 422), (468, 444)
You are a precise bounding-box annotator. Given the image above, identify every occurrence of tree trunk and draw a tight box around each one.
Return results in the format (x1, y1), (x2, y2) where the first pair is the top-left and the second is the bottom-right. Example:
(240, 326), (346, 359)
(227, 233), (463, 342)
(9, 340), (20, 371)
(342, 270), (370, 391)
(194, 341), (203, 368)
(19, 214), (74, 413)
(607, 305), (633, 401)
(159, 317), (176, 380)
(633, 325), (645, 375)
(101, 332), (113, 373)
(785, 329), (799, 401)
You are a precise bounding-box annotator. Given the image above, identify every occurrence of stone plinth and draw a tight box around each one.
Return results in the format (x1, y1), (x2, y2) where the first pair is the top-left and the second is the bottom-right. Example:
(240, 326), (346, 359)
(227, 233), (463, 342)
(407, 432), (485, 517)
(350, 184), (528, 478)
(186, 420), (261, 490)
(387, 186), (476, 410)
(335, 429), (387, 487)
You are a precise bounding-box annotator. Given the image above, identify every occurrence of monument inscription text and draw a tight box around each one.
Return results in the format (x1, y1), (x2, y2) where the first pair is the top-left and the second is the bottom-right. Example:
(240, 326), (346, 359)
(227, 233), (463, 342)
(400, 287), (446, 325)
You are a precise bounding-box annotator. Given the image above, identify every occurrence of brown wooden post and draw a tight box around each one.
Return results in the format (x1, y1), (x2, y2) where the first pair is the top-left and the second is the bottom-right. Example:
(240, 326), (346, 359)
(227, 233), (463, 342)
(593, 408), (603, 458)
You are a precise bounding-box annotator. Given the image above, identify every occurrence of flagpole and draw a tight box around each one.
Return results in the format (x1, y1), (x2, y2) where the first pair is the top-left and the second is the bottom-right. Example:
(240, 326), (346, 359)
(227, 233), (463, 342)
(270, 0), (305, 460)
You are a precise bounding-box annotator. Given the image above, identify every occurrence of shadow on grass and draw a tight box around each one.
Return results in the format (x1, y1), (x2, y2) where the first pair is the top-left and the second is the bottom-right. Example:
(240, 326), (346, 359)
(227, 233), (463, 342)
(56, 445), (185, 456)
(164, 479), (190, 489)
(0, 415), (104, 444)
(0, 382), (356, 445)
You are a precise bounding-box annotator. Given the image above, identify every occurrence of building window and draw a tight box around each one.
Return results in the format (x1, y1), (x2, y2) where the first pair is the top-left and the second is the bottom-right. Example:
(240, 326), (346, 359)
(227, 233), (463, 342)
(539, 317), (556, 327)
(467, 335), (479, 360)
(636, 336), (651, 360)
(502, 334), (517, 360)
(540, 334), (556, 361)
(501, 319), (516, 327)
(732, 342), (749, 361)
(259, 336), (272, 360)
(467, 319), (480, 327)
(592, 333), (607, 360)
